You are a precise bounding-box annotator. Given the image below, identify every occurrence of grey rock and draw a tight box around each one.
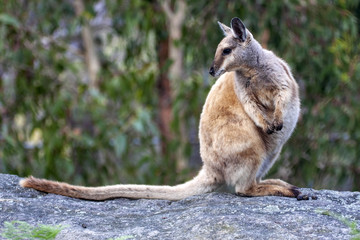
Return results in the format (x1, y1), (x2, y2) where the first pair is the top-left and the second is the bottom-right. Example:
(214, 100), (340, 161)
(0, 173), (359, 240)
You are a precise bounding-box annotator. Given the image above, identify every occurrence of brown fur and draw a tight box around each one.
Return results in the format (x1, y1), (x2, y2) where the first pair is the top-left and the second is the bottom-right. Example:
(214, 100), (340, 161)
(20, 18), (307, 201)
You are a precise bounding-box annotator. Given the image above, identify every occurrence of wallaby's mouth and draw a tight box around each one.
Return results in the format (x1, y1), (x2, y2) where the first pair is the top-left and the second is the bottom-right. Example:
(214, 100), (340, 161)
(215, 69), (225, 77)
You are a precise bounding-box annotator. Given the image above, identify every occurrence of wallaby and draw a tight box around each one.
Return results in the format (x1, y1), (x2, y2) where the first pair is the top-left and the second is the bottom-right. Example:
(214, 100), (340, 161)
(20, 18), (312, 201)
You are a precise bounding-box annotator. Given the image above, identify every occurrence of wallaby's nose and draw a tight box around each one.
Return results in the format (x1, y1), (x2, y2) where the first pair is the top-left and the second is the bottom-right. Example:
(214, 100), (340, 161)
(209, 66), (215, 76)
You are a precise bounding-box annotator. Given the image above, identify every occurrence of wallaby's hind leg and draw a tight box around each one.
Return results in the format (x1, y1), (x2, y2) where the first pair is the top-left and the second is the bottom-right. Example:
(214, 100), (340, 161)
(253, 149), (306, 198)
(231, 156), (302, 199)
(254, 149), (316, 200)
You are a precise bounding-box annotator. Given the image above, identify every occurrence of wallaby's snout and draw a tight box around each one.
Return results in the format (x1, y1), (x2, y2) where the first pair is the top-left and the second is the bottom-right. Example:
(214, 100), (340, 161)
(209, 65), (215, 76)
(209, 62), (224, 77)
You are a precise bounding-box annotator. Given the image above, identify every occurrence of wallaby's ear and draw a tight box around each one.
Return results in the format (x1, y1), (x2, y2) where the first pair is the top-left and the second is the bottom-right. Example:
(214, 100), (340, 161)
(230, 17), (246, 42)
(217, 21), (232, 36)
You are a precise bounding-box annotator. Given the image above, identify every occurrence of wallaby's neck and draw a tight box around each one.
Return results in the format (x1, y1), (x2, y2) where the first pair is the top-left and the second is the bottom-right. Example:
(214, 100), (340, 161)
(234, 39), (269, 82)
(233, 39), (271, 102)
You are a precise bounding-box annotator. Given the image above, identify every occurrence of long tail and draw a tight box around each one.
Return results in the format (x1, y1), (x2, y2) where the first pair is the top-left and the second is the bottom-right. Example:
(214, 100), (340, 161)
(19, 168), (219, 201)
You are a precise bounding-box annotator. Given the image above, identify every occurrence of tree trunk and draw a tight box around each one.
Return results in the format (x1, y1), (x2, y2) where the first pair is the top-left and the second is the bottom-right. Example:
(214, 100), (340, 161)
(73, 0), (100, 89)
(161, 0), (186, 83)
(161, 0), (188, 171)
(156, 37), (173, 155)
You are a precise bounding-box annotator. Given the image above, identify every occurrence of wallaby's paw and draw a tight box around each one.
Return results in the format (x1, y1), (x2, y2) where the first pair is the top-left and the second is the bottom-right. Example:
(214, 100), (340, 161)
(265, 123), (275, 134)
(273, 119), (283, 131)
(266, 127), (275, 134)
(296, 194), (309, 200)
(266, 120), (283, 134)
(296, 192), (317, 201)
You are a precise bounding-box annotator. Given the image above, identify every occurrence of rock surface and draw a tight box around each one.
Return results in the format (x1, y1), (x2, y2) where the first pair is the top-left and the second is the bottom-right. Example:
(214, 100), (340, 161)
(0, 173), (359, 240)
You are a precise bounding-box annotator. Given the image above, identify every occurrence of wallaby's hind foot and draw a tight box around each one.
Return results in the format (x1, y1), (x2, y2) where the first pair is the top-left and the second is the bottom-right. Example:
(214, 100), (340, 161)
(259, 179), (296, 188)
(236, 183), (304, 199)
(236, 180), (316, 201)
(259, 179), (317, 200)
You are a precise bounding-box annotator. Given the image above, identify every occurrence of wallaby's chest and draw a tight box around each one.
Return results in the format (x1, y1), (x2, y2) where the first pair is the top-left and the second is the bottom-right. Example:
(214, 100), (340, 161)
(238, 77), (278, 112)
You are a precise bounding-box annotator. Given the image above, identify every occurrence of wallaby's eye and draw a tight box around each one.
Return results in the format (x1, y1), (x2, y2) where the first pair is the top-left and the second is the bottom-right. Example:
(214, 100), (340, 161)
(222, 48), (232, 55)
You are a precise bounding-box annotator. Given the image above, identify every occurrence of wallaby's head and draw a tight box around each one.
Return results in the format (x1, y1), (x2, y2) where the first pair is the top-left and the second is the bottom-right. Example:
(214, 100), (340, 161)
(209, 17), (255, 77)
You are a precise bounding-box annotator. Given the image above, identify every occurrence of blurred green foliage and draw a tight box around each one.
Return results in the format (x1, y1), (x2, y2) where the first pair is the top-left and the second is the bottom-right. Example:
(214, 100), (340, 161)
(0, 0), (359, 190)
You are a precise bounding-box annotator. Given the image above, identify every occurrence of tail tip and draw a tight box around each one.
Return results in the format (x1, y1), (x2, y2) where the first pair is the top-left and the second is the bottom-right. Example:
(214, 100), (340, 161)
(19, 176), (34, 188)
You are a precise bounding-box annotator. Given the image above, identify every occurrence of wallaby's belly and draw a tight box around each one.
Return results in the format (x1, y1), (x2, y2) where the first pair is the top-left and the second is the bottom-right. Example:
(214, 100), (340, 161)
(199, 73), (265, 169)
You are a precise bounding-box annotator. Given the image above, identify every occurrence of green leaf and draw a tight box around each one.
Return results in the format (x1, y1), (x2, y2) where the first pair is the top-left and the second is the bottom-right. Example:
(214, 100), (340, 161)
(0, 13), (20, 28)
(112, 134), (127, 157)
